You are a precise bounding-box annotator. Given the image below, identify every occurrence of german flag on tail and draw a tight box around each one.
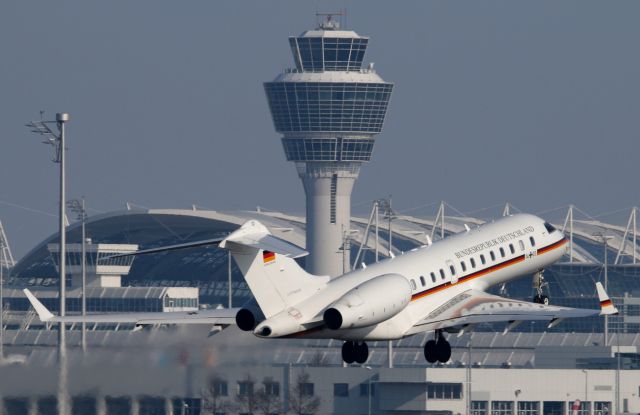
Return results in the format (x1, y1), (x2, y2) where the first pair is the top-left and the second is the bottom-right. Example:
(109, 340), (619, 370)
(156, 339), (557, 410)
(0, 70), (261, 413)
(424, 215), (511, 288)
(263, 251), (275, 264)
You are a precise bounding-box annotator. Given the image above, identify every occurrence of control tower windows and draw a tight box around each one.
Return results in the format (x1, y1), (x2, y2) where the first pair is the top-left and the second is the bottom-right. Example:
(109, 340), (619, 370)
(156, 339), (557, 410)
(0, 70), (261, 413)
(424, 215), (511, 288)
(265, 82), (393, 134)
(289, 37), (369, 72)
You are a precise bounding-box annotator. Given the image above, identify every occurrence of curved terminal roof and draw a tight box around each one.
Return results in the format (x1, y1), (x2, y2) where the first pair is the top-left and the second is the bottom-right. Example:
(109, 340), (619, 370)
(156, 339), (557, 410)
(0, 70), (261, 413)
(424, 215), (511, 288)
(13, 206), (639, 281)
(10, 206), (640, 334)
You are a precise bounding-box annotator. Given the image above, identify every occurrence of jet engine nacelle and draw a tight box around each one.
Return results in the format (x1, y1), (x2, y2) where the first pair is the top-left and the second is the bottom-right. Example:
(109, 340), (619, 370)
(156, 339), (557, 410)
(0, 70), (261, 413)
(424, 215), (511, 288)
(235, 302), (265, 331)
(323, 273), (412, 330)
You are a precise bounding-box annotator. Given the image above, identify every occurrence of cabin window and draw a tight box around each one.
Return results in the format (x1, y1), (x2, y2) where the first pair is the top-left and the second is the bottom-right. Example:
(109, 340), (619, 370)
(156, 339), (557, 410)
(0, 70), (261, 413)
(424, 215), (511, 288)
(461, 261), (467, 272)
(480, 254), (486, 265)
(519, 240), (525, 251)
(490, 251), (496, 261)
(439, 269), (445, 280)
(499, 247), (505, 258)
(420, 276), (426, 287)
(410, 279), (417, 290)
(449, 265), (456, 275)
(530, 236), (536, 247)
(430, 272), (436, 283)
(509, 244), (515, 254)
(470, 258), (476, 268)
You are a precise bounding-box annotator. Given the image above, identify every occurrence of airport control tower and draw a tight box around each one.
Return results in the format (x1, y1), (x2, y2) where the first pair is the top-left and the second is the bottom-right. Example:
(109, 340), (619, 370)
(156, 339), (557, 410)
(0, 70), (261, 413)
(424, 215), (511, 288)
(265, 17), (393, 276)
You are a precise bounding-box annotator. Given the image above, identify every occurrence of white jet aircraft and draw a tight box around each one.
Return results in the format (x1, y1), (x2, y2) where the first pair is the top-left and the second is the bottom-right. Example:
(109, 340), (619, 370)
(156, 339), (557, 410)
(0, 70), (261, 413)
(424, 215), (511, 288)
(24, 213), (618, 364)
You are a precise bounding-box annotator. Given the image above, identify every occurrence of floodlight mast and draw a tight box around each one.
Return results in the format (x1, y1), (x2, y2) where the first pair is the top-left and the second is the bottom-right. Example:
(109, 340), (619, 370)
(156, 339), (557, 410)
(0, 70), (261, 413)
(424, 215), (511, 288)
(68, 198), (87, 353)
(25, 112), (69, 347)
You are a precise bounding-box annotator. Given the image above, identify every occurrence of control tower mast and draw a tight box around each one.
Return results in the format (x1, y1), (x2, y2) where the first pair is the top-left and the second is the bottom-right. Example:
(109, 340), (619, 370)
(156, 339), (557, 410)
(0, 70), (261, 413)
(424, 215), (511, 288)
(265, 17), (393, 276)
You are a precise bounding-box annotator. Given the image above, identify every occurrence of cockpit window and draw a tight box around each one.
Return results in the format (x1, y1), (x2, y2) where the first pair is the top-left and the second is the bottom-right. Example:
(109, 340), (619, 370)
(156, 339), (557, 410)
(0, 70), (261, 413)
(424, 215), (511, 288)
(544, 222), (557, 233)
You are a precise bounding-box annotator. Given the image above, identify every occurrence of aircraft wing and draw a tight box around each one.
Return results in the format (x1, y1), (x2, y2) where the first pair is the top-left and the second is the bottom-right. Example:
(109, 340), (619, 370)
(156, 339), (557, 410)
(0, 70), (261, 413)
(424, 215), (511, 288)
(23, 289), (238, 326)
(406, 282), (617, 335)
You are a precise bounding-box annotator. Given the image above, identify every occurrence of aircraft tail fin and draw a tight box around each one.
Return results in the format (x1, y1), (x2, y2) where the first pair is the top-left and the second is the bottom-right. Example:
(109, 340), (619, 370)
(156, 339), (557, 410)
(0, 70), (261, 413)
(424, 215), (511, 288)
(220, 220), (328, 318)
(596, 282), (619, 316)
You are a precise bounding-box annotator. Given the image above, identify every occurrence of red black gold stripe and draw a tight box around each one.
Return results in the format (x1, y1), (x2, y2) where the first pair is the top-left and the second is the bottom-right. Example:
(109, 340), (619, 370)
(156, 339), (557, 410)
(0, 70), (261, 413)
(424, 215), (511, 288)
(410, 237), (568, 302)
(537, 238), (568, 255)
(600, 299), (613, 307)
(263, 251), (275, 264)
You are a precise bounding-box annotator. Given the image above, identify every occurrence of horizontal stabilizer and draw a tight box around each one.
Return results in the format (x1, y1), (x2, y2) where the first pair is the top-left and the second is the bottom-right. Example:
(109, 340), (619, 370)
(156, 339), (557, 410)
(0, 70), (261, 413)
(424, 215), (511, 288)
(596, 282), (619, 315)
(104, 237), (225, 260)
(220, 220), (308, 258)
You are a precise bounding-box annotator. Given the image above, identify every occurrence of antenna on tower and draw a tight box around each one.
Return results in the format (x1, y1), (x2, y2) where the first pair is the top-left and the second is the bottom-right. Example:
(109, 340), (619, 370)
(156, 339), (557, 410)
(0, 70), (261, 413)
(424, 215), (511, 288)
(0, 220), (16, 270)
(315, 11), (344, 30)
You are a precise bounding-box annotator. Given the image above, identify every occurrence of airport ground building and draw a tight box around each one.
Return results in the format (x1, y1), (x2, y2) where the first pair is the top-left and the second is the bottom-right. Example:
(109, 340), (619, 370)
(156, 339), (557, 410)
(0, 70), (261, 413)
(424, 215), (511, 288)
(0, 358), (638, 414)
(0, 206), (639, 413)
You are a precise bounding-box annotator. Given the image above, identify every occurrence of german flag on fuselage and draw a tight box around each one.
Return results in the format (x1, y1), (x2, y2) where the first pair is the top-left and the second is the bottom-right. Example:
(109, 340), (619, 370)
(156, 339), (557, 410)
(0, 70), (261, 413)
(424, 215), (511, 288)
(263, 250), (275, 264)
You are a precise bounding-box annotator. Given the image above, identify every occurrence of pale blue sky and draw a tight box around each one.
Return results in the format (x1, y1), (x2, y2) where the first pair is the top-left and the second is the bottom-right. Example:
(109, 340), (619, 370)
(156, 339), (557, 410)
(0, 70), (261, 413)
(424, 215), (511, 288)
(1, 1), (638, 258)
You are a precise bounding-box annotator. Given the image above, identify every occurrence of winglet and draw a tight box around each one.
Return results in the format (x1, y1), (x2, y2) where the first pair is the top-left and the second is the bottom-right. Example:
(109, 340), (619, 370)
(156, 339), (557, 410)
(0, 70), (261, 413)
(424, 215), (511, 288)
(596, 282), (619, 316)
(23, 289), (55, 322)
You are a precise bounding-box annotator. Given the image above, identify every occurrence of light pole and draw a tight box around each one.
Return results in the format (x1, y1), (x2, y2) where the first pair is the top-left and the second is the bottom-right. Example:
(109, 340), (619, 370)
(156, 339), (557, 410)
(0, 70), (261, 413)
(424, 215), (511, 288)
(581, 369), (588, 414)
(467, 335), (472, 415)
(594, 233), (613, 346)
(68, 198), (87, 353)
(364, 366), (373, 415)
(0, 234), (4, 361)
(228, 251), (232, 308)
(26, 112), (70, 342)
(26, 112), (70, 415)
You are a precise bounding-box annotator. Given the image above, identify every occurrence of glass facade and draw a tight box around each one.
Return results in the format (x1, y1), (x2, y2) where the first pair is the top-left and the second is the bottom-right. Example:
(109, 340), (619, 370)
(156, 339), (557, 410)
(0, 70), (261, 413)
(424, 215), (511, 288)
(282, 137), (374, 162)
(163, 296), (198, 309)
(518, 401), (539, 414)
(7, 296), (163, 313)
(264, 82), (392, 134)
(426, 383), (462, 399)
(289, 36), (368, 72)
(51, 250), (135, 267)
(492, 401), (514, 415)
(490, 263), (640, 333)
(471, 401), (488, 415)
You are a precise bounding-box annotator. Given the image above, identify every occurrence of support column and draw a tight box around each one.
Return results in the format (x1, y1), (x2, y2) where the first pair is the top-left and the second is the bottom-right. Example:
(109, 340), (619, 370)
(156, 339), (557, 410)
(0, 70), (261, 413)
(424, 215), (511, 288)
(300, 163), (358, 277)
(28, 397), (38, 415)
(96, 395), (106, 415)
(165, 398), (174, 415)
(130, 396), (139, 415)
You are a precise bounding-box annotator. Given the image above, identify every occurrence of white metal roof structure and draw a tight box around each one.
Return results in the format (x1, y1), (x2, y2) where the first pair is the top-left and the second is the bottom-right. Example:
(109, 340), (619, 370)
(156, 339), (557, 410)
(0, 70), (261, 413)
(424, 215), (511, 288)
(11, 203), (640, 279)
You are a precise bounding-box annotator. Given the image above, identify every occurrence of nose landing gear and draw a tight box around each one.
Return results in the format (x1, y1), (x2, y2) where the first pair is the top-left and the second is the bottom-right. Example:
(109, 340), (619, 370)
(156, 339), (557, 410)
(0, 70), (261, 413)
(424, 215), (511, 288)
(424, 330), (451, 363)
(342, 341), (369, 364)
(532, 269), (550, 305)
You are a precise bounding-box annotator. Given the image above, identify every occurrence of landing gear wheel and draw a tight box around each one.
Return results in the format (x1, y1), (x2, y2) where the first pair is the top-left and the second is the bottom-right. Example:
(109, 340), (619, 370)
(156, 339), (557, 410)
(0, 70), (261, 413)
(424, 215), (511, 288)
(342, 341), (356, 364)
(355, 342), (369, 364)
(532, 269), (550, 304)
(435, 339), (452, 363)
(533, 294), (549, 305)
(424, 340), (438, 363)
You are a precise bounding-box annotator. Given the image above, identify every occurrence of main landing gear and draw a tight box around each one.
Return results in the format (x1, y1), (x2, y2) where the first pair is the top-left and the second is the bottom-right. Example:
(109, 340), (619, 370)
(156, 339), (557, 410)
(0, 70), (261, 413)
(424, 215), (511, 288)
(342, 341), (369, 364)
(532, 269), (550, 305)
(424, 330), (451, 363)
